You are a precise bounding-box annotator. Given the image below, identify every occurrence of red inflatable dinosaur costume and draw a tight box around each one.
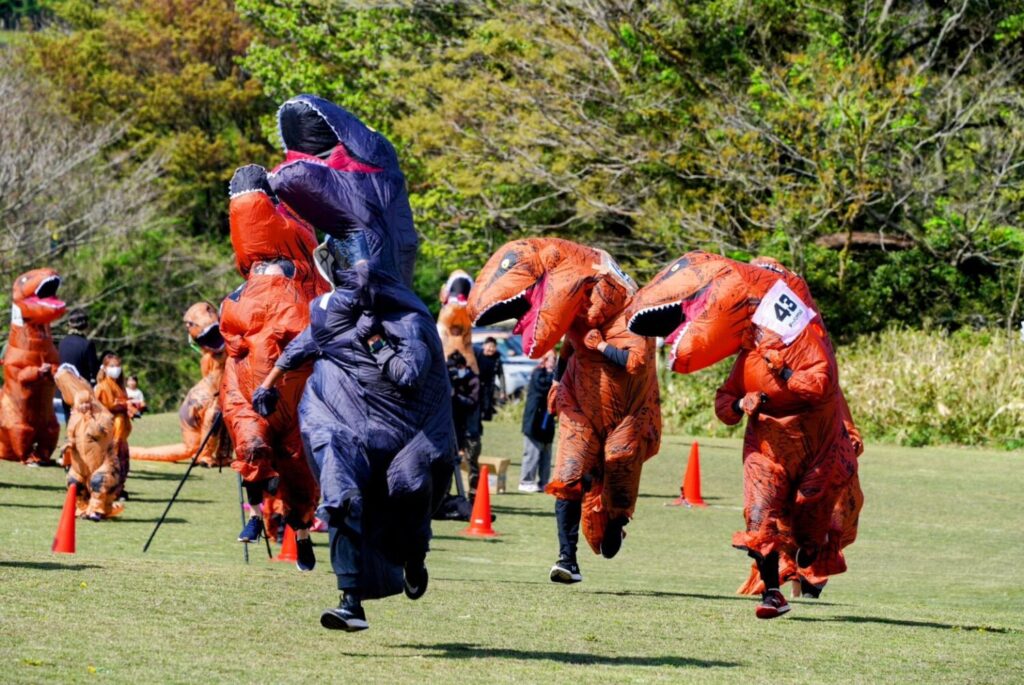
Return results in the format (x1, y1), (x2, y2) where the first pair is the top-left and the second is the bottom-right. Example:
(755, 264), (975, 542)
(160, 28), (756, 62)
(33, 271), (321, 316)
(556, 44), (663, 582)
(0, 268), (65, 464)
(627, 252), (862, 618)
(469, 239), (661, 577)
(55, 364), (122, 519)
(132, 303), (231, 466)
(220, 164), (325, 544)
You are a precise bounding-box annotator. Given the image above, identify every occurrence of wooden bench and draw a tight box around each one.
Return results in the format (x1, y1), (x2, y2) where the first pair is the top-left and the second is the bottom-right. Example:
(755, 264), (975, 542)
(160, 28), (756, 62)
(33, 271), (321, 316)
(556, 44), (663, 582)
(460, 455), (511, 494)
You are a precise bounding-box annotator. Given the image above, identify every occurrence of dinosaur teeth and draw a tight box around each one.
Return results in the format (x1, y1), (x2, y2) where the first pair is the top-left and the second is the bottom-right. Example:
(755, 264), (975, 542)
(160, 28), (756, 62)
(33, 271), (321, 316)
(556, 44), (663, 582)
(472, 288), (528, 326)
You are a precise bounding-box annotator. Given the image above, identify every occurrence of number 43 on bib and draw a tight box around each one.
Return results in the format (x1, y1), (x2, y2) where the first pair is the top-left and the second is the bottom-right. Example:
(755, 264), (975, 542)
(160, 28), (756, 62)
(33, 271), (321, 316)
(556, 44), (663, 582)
(751, 280), (817, 345)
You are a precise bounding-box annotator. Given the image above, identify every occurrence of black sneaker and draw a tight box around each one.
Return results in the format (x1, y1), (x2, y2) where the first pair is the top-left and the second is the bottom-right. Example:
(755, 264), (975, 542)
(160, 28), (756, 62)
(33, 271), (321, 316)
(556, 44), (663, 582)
(549, 558), (582, 584)
(756, 588), (791, 619)
(798, 576), (826, 599)
(320, 594), (368, 632)
(600, 516), (628, 559)
(237, 515), (263, 543)
(296, 536), (316, 572)
(404, 562), (428, 600)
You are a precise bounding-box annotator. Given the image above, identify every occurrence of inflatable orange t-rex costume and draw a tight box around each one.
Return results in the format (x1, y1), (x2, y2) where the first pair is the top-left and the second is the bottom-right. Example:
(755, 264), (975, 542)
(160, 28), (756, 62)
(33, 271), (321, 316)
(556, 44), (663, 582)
(0, 268), (65, 465)
(437, 270), (478, 374)
(55, 364), (122, 519)
(627, 252), (862, 617)
(131, 303), (231, 467)
(220, 164), (325, 534)
(469, 238), (661, 567)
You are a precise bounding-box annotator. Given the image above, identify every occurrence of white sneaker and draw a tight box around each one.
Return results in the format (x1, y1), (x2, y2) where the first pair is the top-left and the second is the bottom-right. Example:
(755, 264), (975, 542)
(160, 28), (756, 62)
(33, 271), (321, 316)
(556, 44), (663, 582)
(518, 482), (542, 493)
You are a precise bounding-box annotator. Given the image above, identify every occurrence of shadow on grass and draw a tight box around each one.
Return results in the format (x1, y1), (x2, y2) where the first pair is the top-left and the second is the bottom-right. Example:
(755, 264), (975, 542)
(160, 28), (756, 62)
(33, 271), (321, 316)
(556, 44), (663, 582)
(589, 588), (845, 606)
(790, 615), (1017, 634)
(395, 642), (741, 668)
(432, 534), (504, 543)
(490, 505), (551, 518)
(122, 516), (188, 524)
(0, 560), (101, 571)
(129, 472), (194, 481)
(0, 502), (61, 510)
(636, 492), (723, 501)
(0, 481), (66, 492)
(129, 497), (213, 504)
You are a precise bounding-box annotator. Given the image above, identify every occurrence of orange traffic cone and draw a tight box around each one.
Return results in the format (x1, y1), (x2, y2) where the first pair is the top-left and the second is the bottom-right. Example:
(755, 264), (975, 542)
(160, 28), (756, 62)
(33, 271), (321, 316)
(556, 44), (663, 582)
(683, 441), (707, 507)
(52, 483), (77, 554)
(273, 525), (298, 563)
(461, 465), (498, 537)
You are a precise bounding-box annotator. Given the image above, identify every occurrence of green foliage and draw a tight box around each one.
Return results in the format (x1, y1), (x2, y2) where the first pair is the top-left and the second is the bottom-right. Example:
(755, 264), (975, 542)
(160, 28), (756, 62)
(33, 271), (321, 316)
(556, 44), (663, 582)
(238, 0), (1024, 338)
(658, 327), (1024, 448)
(24, 0), (275, 235)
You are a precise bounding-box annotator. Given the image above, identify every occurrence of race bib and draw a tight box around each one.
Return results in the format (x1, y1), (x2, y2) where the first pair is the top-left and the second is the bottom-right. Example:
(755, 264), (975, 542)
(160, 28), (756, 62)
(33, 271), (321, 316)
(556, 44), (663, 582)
(752, 280), (816, 345)
(10, 304), (23, 327)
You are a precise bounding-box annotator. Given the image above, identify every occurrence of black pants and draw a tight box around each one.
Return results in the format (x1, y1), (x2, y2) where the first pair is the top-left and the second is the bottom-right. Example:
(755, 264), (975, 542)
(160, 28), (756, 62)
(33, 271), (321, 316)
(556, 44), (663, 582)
(555, 498), (581, 562)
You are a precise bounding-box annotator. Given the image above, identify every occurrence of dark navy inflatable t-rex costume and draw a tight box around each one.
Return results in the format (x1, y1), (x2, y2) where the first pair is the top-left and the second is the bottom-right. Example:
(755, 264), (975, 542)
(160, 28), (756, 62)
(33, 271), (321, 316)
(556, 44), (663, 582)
(264, 96), (456, 624)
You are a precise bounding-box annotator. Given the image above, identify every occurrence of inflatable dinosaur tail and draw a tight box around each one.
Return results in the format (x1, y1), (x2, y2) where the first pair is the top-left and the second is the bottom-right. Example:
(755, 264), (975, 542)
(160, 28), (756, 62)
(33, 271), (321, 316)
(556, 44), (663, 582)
(130, 443), (190, 462)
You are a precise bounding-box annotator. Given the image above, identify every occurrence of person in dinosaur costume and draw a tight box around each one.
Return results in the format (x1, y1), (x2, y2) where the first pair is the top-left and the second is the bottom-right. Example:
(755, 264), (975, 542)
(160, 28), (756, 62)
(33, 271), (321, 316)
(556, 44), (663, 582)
(95, 352), (133, 497)
(437, 270), (479, 374)
(626, 251), (862, 619)
(249, 95), (454, 630)
(0, 268), (65, 465)
(468, 238), (661, 583)
(54, 364), (122, 519)
(220, 164), (325, 570)
(131, 302), (232, 467)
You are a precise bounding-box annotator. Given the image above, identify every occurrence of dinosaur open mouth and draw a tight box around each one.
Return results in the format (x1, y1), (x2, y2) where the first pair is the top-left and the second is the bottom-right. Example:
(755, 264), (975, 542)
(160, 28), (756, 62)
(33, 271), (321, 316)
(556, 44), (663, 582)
(193, 323), (225, 351)
(628, 301), (684, 339)
(27, 276), (65, 309)
(473, 285), (533, 327)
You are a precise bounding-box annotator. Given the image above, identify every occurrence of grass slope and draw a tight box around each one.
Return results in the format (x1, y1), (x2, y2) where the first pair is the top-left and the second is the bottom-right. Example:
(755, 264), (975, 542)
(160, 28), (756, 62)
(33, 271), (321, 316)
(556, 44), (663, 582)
(1, 413), (1022, 684)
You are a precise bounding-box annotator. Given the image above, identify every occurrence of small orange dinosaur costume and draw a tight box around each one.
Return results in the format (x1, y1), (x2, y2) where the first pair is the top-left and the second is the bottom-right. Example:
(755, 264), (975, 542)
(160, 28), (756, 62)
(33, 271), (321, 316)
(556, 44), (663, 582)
(220, 164), (325, 531)
(54, 364), (123, 519)
(627, 252), (862, 600)
(0, 268), (65, 464)
(437, 270), (478, 373)
(131, 302), (231, 467)
(469, 238), (661, 556)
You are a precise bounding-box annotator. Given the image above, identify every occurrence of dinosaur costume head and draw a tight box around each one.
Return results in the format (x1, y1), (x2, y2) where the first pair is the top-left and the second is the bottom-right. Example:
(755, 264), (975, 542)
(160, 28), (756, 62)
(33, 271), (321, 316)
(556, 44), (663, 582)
(627, 252), (771, 374)
(12, 268), (65, 326)
(468, 238), (636, 358)
(269, 95), (418, 288)
(183, 302), (224, 352)
(440, 270), (474, 306)
(228, 165), (320, 291)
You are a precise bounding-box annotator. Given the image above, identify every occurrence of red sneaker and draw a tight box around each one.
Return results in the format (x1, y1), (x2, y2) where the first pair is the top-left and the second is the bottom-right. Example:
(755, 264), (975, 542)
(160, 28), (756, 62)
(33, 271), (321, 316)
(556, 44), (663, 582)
(756, 588), (791, 619)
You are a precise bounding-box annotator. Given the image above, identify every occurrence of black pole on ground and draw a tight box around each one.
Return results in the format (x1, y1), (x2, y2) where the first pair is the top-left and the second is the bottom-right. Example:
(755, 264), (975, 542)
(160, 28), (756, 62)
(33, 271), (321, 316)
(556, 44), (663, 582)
(236, 473), (249, 565)
(142, 413), (223, 553)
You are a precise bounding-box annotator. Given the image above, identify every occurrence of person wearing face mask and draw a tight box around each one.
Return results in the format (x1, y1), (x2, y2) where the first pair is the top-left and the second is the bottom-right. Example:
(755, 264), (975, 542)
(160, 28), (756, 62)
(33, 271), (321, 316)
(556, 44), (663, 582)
(95, 352), (132, 499)
(254, 234), (456, 632)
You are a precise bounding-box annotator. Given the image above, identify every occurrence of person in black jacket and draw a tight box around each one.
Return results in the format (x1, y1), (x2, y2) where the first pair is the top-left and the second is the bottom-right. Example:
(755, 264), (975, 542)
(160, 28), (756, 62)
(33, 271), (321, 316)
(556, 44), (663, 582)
(477, 337), (504, 421)
(519, 351), (556, 492)
(448, 350), (481, 496)
(57, 309), (99, 422)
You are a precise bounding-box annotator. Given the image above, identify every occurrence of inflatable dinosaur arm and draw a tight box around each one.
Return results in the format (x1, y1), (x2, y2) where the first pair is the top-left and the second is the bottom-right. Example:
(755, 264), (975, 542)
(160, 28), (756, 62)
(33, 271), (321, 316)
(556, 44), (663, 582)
(275, 325), (317, 372)
(373, 319), (432, 390)
(714, 362), (748, 426)
(769, 333), (833, 403)
(16, 363), (52, 383)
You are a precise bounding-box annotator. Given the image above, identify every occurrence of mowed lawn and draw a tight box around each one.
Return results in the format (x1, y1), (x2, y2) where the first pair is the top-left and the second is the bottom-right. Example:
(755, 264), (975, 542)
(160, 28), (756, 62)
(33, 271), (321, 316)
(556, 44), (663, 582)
(1, 412), (1022, 684)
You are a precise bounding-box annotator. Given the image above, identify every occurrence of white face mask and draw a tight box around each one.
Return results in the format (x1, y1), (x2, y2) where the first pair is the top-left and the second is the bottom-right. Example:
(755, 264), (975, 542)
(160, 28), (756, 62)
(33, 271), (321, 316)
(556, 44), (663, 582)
(105, 366), (122, 380)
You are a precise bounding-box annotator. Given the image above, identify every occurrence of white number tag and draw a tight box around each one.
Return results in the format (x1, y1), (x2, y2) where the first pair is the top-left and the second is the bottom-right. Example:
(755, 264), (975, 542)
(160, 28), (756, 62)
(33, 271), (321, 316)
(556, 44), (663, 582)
(751, 280), (816, 345)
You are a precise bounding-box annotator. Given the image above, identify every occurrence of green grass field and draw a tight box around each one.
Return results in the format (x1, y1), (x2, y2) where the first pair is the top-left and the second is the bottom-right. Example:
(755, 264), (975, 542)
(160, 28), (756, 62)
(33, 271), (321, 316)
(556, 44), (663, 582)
(1, 412), (1022, 684)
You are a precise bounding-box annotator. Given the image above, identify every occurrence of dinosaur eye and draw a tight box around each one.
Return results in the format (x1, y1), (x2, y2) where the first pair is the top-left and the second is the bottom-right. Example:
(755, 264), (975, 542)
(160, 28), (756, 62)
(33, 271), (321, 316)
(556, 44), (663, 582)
(670, 263), (680, 273)
(497, 252), (518, 273)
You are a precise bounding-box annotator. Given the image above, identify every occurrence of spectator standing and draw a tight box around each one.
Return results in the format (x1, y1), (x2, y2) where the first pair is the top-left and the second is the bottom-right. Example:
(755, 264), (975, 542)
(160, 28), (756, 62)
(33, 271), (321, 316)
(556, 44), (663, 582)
(519, 351), (556, 492)
(448, 350), (482, 495)
(477, 336), (504, 421)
